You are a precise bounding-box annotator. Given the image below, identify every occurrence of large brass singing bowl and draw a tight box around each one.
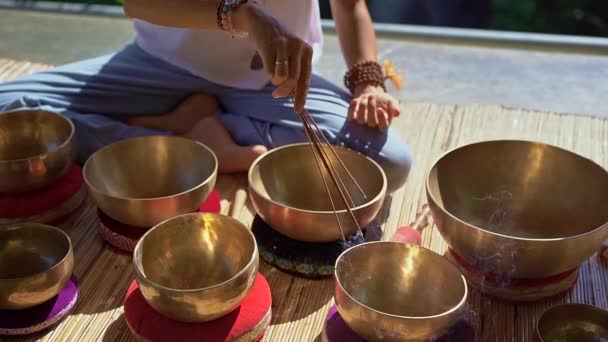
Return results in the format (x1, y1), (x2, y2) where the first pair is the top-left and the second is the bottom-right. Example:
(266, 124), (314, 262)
(334, 241), (467, 341)
(427, 140), (608, 278)
(248, 143), (387, 242)
(83, 136), (217, 227)
(133, 212), (259, 322)
(0, 109), (75, 194)
(536, 304), (608, 341)
(0, 223), (74, 310)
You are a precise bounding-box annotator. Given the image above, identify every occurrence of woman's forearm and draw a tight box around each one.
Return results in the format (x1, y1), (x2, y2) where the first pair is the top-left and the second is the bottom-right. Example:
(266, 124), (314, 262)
(123, 0), (252, 31)
(329, 0), (378, 68)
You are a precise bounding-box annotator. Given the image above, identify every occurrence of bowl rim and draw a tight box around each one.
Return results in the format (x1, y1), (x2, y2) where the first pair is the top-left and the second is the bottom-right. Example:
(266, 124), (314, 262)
(132, 212), (258, 293)
(536, 303), (608, 339)
(0, 223), (73, 281)
(0, 109), (75, 163)
(334, 241), (468, 320)
(247, 143), (387, 214)
(425, 139), (608, 242)
(82, 136), (218, 201)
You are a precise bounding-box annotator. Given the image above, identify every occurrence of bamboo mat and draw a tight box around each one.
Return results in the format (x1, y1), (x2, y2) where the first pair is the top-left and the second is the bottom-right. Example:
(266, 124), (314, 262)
(1, 59), (607, 342)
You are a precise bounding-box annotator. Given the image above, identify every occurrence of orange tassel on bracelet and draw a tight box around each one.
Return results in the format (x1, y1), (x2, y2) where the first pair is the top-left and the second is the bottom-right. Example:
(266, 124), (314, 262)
(383, 59), (404, 91)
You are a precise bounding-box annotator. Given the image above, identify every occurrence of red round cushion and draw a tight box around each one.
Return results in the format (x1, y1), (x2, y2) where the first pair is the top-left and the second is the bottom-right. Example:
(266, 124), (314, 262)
(196, 189), (222, 214)
(99, 190), (221, 238)
(124, 273), (272, 342)
(0, 165), (84, 219)
(98, 190), (222, 252)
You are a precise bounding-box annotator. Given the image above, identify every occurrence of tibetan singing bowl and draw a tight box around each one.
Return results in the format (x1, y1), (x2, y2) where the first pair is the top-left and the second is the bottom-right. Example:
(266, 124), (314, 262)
(248, 143), (387, 242)
(133, 213), (259, 322)
(83, 136), (217, 227)
(334, 242), (467, 341)
(0, 223), (74, 310)
(427, 140), (608, 278)
(0, 109), (75, 194)
(536, 304), (608, 342)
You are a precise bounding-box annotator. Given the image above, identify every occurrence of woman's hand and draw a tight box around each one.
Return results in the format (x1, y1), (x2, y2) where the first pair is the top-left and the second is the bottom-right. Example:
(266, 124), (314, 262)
(234, 3), (313, 113)
(348, 84), (400, 132)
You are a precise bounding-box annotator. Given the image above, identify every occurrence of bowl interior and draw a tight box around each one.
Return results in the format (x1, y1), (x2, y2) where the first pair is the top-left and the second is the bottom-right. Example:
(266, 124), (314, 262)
(336, 242), (466, 317)
(538, 304), (608, 341)
(135, 213), (255, 290)
(249, 144), (384, 211)
(428, 141), (608, 239)
(0, 110), (72, 161)
(0, 225), (70, 279)
(84, 136), (216, 199)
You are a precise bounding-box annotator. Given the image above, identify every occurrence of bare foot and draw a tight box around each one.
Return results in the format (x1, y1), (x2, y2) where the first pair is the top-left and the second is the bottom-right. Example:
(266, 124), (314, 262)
(128, 93), (218, 134)
(182, 116), (268, 173)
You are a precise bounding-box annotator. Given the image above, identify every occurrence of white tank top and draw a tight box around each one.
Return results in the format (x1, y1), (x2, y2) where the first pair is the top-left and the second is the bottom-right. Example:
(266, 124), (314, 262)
(134, 0), (324, 90)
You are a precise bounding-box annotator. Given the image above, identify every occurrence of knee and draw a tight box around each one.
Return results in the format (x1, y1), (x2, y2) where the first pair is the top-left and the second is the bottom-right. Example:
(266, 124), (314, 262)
(340, 129), (413, 193)
(378, 135), (413, 193)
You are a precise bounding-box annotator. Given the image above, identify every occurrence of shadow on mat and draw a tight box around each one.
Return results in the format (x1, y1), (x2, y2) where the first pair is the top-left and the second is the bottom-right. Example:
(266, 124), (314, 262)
(72, 249), (134, 315)
(102, 314), (134, 342)
(260, 263), (334, 325)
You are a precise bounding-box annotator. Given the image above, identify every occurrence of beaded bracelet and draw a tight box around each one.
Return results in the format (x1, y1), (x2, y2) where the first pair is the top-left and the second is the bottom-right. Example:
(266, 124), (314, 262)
(344, 61), (386, 94)
(344, 60), (405, 94)
(216, 0), (255, 38)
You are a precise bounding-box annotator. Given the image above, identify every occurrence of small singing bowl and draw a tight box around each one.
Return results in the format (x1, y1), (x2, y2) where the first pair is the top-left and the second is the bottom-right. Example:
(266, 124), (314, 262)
(133, 212), (259, 323)
(83, 136), (218, 227)
(248, 143), (387, 242)
(0, 109), (76, 194)
(0, 223), (74, 310)
(536, 304), (608, 342)
(334, 242), (468, 341)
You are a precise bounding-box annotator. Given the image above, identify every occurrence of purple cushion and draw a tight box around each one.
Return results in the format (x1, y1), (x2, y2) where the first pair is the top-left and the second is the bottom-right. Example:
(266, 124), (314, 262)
(0, 277), (78, 335)
(324, 305), (474, 341)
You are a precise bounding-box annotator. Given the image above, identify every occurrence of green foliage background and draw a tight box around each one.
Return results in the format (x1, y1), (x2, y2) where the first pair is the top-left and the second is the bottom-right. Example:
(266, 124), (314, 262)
(492, 0), (607, 36)
(47, 0), (607, 37)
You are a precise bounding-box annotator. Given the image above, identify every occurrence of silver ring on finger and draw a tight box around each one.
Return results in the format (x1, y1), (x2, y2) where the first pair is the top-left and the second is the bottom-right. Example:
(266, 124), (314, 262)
(275, 59), (289, 65)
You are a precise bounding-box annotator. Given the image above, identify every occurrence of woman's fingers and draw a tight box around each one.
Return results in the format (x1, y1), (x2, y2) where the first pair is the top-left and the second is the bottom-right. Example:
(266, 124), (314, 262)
(388, 98), (400, 117)
(378, 107), (390, 131)
(271, 39), (289, 86)
(243, 6), (312, 110)
(348, 99), (358, 121)
(288, 40), (302, 83)
(367, 96), (378, 127)
(357, 95), (368, 125)
(271, 42), (297, 99)
(271, 40), (312, 113)
(294, 45), (312, 113)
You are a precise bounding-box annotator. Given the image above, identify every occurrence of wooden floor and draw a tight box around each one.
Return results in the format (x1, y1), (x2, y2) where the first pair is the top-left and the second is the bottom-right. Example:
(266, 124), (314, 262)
(1, 60), (607, 341)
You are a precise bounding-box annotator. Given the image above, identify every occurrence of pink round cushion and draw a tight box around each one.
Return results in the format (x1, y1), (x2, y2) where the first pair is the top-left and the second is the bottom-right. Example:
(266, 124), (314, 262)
(0, 165), (85, 223)
(97, 190), (222, 252)
(124, 273), (272, 342)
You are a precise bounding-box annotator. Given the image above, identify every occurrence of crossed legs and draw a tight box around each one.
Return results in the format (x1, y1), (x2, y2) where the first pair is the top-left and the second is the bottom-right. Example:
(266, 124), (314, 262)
(127, 93), (267, 173)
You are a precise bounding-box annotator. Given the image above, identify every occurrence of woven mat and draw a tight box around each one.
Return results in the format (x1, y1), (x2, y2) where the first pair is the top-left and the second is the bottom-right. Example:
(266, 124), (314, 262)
(2, 59), (607, 341)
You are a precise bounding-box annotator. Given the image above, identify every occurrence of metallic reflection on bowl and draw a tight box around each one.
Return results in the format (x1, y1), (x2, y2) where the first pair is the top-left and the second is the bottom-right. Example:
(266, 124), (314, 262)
(0, 223), (74, 310)
(334, 241), (467, 341)
(83, 136), (217, 227)
(248, 143), (386, 242)
(133, 212), (259, 322)
(427, 140), (608, 278)
(0, 110), (75, 194)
